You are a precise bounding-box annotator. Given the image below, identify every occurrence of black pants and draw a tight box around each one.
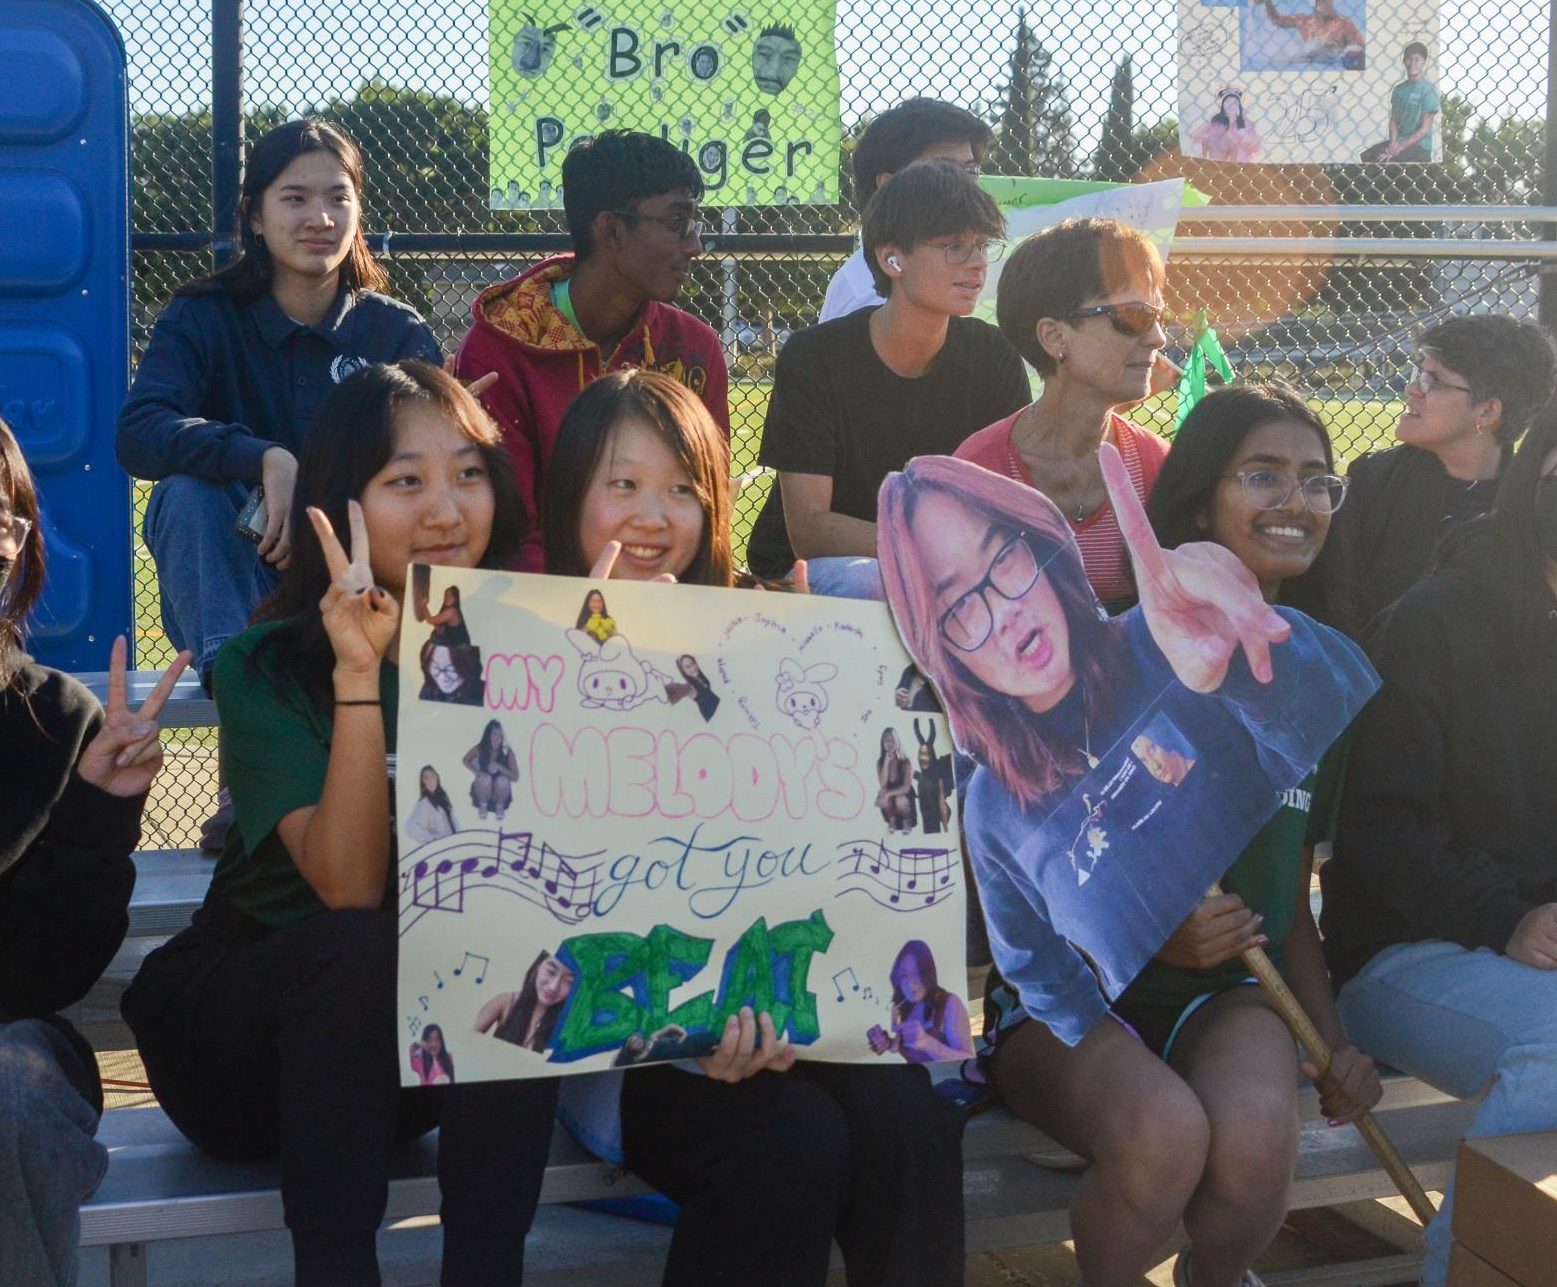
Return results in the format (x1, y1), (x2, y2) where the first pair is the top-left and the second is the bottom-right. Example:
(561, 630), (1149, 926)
(122, 909), (558, 1287)
(620, 1061), (965, 1287)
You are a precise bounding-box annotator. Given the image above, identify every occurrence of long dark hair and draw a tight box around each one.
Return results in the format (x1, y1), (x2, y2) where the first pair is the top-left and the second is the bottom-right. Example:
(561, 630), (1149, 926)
(418, 1023), (455, 1080)
(250, 361), (526, 706)
(473, 719), (508, 773)
(876, 456), (1126, 806)
(542, 370), (733, 586)
(0, 417), (45, 688)
(505, 951), (567, 1051)
(1438, 402), (1557, 667)
(1148, 383), (1356, 634)
(418, 765), (456, 829)
(1212, 91), (1248, 129)
(176, 118), (388, 304)
(890, 940), (950, 1032)
(576, 589), (609, 630)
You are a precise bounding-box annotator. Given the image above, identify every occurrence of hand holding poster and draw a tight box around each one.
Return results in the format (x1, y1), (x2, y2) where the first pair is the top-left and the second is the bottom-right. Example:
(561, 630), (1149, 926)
(396, 569), (967, 1084)
(876, 450), (1378, 1045)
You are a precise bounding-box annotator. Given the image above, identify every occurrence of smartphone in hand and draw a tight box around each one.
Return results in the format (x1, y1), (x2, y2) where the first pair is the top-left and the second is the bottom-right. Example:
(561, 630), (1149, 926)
(235, 486), (268, 544)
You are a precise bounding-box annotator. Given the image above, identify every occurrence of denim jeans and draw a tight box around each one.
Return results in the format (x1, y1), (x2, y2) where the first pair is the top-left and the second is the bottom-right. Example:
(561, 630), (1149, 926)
(805, 556), (885, 601)
(0, 1020), (106, 1287)
(143, 476), (278, 687)
(1337, 939), (1557, 1287)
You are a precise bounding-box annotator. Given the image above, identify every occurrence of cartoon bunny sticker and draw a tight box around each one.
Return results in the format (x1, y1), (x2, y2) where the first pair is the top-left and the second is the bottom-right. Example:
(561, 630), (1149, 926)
(774, 658), (838, 730)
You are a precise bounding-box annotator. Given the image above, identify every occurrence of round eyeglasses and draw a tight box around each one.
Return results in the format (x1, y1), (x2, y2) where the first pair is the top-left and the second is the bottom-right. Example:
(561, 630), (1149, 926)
(1220, 470), (1349, 515)
(924, 237), (1006, 267)
(1406, 360), (1473, 397)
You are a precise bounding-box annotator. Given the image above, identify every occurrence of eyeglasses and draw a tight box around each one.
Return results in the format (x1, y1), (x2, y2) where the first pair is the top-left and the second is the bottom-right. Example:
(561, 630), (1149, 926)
(0, 510), (31, 547)
(939, 533), (1044, 653)
(923, 237), (1006, 266)
(610, 210), (707, 243)
(1066, 302), (1168, 338)
(1220, 470), (1349, 515)
(1406, 360), (1473, 397)
(427, 659), (461, 681)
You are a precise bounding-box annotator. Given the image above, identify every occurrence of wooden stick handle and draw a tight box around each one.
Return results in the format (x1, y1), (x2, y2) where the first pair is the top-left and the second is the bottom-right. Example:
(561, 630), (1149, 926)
(1224, 911), (1439, 1226)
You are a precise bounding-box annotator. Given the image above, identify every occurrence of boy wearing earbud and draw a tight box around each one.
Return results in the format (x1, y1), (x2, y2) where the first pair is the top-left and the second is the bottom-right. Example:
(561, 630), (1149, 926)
(746, 162), (1031, 596)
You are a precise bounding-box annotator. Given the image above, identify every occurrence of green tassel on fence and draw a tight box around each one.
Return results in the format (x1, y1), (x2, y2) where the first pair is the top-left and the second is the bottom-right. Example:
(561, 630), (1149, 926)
(1175, 310), (1235, 428)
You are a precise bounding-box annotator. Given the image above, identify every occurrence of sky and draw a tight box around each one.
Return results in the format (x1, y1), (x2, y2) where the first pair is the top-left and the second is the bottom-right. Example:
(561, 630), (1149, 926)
(104, 0), (1548, 151)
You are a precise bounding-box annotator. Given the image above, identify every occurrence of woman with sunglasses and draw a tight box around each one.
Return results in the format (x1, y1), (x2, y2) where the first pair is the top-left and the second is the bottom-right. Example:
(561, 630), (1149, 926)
(957, 217), (1172, 613)
(877, 446), (1375, 1287)
(1337, 314), (1557, 627)
(1320, 407), (1557, 1287)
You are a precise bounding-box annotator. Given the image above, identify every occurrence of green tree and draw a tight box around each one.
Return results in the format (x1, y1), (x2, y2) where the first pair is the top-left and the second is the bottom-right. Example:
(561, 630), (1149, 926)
(1093, 57), (1134, 182)
(985, 10), (1077, 177)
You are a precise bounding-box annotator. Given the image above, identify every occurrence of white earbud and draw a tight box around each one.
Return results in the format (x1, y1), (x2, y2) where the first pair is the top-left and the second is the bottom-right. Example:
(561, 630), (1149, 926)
(887, 256), (902, 271)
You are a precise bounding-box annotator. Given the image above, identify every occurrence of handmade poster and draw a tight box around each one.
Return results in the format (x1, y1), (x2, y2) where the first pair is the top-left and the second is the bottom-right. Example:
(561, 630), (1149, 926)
(396, 567), (968, 1086)
(875, 453), (1378, 1046)
(1176, 0), (1441, 164)
(488, 0), (840, 208)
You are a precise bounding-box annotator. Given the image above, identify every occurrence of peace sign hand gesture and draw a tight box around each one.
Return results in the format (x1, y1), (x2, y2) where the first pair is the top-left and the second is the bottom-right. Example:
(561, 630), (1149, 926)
(1103, 443), (1290, 693)
(76, 637), (191, 798)
(308, 501), (399, 676)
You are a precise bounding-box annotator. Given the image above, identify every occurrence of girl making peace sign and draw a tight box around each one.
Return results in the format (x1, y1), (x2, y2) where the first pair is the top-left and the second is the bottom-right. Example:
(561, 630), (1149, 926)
(122, 362), (552, 1287)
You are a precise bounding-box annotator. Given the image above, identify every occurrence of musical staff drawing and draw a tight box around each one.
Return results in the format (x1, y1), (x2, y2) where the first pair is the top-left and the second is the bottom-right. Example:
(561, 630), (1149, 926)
(398, 828), (605, 938)
(835, 839), (959, 911)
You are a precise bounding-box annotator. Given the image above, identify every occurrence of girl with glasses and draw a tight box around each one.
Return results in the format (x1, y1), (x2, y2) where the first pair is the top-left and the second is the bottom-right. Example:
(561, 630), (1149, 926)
(1337, 314), (1557, 627)
(957, 217), (1174, 613)
(1320, 406), (1557, 1287)
(877, 449), (1375, 1287)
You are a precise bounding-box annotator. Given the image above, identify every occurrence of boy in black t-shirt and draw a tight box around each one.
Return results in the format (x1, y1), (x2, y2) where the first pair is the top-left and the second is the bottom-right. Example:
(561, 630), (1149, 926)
(747, 162), (1030, 593)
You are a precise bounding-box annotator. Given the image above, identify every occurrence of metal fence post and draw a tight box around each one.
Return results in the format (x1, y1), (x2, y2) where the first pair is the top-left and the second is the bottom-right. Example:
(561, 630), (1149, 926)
(1543, 0), (1557, 327)
(211, 0), (244, 268)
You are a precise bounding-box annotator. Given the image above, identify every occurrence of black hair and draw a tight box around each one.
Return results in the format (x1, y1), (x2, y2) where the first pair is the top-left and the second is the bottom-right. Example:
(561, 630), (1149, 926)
(1147, 383), (1356, 633)
(852, 98), (993, 193)
(1212, 90), (1248, 130)
(472, 718), (509, 774)
(561, 130), (704, 261)
(576, 588), (610, 631)
(250, 361), (526, 708)
(0, 416), (46, 687)
(1417, 315), (1557, 449)
(417, 1024), (455, 1080)
(1438, 403), (1557, 667)
(176, 118), (388, 304)
(1402, 40), (1430, 60)
(890, 939), (951, 1035)
(503, 951), (570, 1051)
(860, 160), (1005, 296)
(758, 23), (798, 41)
(542, 369), (733, 587)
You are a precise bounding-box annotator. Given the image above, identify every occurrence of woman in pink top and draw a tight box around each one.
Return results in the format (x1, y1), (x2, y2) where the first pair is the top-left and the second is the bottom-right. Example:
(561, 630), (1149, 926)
(957, 217), (1171, 611)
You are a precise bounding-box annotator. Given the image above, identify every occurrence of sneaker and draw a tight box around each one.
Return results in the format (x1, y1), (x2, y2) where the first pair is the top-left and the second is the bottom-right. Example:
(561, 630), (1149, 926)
(198, 787), (233, 855)
(1173, 1245), (1265, 1287)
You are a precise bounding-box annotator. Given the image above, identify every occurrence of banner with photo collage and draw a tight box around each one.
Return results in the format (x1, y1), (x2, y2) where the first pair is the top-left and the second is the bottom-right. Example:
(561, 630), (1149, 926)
(396, 566), (968, 1086)
(488, 0), (840, 208)
(1176, 0), (1442, 164)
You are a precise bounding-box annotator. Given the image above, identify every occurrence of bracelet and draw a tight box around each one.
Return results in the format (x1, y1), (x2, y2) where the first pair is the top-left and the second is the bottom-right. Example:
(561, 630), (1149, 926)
(335, 698), (382, 706)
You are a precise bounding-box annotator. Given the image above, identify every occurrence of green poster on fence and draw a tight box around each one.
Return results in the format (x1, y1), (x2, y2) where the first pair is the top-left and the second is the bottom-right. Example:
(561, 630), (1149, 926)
(488, 0), (841, 209)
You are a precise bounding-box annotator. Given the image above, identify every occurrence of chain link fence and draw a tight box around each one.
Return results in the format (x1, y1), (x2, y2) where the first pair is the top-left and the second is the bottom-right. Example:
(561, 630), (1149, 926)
(102, 0), (1551, 840)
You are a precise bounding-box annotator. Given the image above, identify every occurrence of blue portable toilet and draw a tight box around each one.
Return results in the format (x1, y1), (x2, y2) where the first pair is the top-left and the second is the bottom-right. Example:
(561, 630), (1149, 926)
(0, 0), (130, 671)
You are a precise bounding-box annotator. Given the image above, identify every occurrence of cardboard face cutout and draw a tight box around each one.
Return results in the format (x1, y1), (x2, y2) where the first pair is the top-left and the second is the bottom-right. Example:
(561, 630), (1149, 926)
(877, 451), (1378, 1045)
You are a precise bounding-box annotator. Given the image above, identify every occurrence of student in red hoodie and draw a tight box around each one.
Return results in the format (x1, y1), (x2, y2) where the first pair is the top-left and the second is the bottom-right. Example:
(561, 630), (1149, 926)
(455, 130), (730, 569)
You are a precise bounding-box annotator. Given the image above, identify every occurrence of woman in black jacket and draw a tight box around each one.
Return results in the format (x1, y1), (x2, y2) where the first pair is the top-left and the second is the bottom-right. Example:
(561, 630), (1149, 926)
(0, 417), (186, 1286)
(1320, 403), (1557, 1287)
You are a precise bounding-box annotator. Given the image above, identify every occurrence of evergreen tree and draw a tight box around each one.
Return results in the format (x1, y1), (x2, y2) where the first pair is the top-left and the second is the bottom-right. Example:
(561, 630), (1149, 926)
(1093, 56), (1134, 181)
(986, 10), (1077, 177)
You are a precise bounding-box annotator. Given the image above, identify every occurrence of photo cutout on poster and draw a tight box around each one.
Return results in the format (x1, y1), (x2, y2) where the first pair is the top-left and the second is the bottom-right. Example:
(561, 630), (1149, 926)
(876, 451), (1379, 1045)
(394, 567), (967, 1084)
(1176, 0), (1439, 163)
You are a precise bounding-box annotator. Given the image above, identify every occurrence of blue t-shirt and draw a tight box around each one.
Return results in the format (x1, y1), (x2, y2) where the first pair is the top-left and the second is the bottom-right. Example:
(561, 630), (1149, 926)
(965, 609), (1376, 1046)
